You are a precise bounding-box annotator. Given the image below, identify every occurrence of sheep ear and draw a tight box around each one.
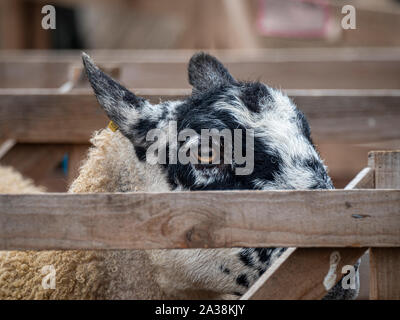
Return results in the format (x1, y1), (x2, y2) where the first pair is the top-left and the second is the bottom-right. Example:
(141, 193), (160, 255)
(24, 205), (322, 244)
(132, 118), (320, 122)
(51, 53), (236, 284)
(188, 52), (237, 92)
(82, 52), (146, 134)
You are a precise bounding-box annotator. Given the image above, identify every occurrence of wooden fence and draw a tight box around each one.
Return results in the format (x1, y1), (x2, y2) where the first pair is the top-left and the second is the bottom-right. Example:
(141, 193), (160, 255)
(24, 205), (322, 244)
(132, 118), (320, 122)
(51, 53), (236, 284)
(0, 49), (399, 299)
(0, 149), (399, 299)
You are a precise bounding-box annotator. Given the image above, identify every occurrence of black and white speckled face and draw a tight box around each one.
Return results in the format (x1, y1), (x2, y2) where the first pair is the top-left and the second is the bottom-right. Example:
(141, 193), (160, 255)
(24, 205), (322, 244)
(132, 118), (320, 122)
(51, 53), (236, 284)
(82, 52), (333, 191)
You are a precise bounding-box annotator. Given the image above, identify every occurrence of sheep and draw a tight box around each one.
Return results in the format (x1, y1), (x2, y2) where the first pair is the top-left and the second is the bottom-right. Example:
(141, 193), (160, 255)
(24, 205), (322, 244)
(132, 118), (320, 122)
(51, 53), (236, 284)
(0, 52), (359, 299)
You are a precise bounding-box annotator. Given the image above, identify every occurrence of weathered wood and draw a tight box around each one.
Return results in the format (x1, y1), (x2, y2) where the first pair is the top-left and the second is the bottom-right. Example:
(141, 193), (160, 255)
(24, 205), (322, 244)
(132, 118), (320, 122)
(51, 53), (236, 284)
(1, 60), (399, 89)
(368, 150), (400, 189)
(243, 165), (375, 300)
(0, 189), (399, 250)
(370, 248), (400, 300)
(344, 167), (374, 190)
(369, 150), (400, 300)
(0, 89), (399, 144)
(1, 47), (400, 63)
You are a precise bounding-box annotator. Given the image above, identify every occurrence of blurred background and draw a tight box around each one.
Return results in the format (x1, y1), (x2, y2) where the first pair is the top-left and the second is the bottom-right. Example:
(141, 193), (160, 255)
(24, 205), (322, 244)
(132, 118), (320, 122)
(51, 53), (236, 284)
(1, 0), (400, 50)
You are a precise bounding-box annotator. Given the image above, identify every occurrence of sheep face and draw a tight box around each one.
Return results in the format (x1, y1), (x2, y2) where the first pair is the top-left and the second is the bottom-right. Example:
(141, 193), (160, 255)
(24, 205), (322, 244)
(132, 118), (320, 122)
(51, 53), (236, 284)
(82, 52), (333, 191)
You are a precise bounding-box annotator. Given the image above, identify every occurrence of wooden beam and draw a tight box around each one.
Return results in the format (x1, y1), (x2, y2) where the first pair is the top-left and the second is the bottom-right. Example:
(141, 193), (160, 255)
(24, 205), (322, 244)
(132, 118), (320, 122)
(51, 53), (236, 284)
(1, 48), (400, 63)
(0, 189), (399, 250)
(0, 89), (399, 144)
(368, 150), (400, 190)
(369, 151), (400, 300)
(1, 48), (400, 89)
(1, 60), (399, 89)
(242, 166), (375, 300)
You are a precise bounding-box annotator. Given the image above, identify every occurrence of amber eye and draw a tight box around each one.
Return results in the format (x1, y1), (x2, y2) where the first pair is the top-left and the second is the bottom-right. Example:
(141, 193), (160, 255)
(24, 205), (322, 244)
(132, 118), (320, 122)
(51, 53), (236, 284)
(196, 151), (216, 164)
(195, 141), (222, 164)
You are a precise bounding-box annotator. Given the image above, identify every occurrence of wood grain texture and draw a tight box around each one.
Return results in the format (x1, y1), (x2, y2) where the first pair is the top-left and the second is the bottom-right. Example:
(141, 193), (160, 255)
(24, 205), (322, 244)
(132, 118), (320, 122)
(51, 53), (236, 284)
(242, 165), (375, 300)
(370, 248), (400, 300)
(1, 60), (399, 89)
(369, 150), (400, 300)
(2, 48), (400, 63)
(344, 167), (374, 190)
(0, 89), (399, 144)
(368, 150), (400, 189)
(0, 189), (399, 250)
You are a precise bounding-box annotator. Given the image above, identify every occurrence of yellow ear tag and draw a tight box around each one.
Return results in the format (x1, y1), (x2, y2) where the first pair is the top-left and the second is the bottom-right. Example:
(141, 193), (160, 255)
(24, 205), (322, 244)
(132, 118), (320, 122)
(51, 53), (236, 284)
(108, 121), (119, 132)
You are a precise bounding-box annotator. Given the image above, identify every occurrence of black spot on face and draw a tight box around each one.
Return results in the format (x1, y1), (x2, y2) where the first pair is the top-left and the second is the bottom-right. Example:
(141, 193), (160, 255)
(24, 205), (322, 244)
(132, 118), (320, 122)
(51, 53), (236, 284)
(236, 274), (249, 288)
(258, 267), (266, 277)
(219, 265), (231, 275)
(134, 146), (147, 162)
(240, 82), (271, 113)
(130, 118), (158, 140)
(239, 249), (254, 267)
(254, 248), (274, 264)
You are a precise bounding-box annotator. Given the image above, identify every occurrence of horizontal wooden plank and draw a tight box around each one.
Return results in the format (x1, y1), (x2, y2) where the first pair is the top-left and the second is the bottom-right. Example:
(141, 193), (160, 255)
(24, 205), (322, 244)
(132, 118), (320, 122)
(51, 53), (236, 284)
(1, 48), (400, 63)
(1, 61), (399, 90)
(1, 89), (399, 144)
(0, 190), (399, 250)
(1, 48), (400, 89)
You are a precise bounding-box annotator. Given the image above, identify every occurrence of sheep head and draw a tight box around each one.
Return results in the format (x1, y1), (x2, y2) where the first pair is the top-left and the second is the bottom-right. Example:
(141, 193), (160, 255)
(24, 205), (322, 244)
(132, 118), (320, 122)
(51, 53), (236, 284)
(82, 52), (333, 191)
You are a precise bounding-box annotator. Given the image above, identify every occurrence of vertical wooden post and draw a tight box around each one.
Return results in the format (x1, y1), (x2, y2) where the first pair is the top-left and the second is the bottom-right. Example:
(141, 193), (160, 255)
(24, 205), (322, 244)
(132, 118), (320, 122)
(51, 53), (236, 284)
(368, 151), (400, 300)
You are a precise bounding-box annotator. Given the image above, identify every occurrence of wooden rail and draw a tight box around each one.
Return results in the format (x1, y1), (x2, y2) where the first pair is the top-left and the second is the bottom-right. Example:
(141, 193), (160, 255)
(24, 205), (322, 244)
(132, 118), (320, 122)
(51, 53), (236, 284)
(1, 48), (400, 89)
(0, 189), (399, 250)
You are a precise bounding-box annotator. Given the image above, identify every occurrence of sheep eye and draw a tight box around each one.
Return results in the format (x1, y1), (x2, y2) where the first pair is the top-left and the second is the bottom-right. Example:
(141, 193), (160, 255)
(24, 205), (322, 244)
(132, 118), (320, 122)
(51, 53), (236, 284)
(196, 146), (217, 164)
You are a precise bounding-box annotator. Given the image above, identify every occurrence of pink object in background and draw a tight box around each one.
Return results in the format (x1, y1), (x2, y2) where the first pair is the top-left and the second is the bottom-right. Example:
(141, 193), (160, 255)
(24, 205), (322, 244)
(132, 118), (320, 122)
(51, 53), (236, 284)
(257, 0), (332, 38)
